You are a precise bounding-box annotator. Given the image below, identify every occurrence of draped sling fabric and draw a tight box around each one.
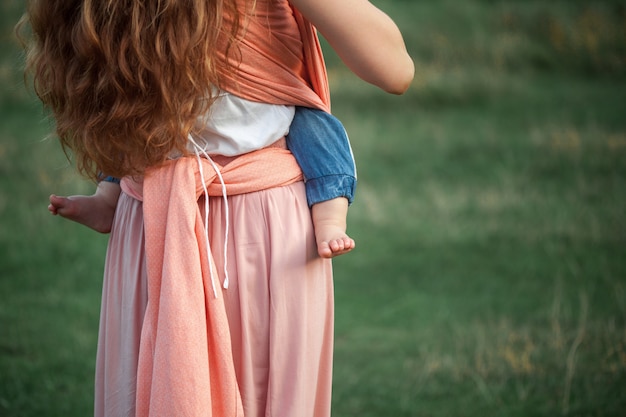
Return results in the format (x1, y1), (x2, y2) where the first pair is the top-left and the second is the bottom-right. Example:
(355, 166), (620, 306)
(125, 148), (302, 416)
(121, 1), (332, 415)
(217, 0), (331, 111)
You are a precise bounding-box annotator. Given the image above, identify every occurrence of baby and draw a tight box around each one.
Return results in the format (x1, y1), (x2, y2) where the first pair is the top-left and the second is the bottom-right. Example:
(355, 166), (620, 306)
(49, 106), (357, 258)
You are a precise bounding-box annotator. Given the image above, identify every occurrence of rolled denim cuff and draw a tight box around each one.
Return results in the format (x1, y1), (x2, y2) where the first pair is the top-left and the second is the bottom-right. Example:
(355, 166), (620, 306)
(305, 174), (356, 207)
(99, 175), (121, 184)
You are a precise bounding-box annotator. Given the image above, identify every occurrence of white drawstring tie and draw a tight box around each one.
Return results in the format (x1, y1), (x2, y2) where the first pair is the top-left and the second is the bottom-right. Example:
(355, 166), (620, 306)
(188, 135), (231, 298)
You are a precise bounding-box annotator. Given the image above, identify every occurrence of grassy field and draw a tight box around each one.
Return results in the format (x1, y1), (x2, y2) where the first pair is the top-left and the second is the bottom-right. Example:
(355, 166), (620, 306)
(1, 0), (625, 416)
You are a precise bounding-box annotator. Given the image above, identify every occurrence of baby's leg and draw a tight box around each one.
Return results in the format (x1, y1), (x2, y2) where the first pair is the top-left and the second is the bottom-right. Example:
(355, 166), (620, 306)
(49, 181), (121, 233)
(287, 107), (358, 258)
(311, 197), (355, 258)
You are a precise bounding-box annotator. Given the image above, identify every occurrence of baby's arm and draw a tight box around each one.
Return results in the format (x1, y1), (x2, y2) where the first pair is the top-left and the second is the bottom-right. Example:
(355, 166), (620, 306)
(49, 180), (121, 234)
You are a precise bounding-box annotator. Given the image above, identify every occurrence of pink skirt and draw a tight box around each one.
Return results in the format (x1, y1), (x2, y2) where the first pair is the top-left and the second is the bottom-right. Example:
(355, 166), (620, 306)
(95, 182), (334, 417)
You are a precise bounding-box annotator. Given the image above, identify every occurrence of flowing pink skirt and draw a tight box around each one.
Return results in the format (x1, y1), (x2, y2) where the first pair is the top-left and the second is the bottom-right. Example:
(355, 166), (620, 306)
(95, 182), (334, 417)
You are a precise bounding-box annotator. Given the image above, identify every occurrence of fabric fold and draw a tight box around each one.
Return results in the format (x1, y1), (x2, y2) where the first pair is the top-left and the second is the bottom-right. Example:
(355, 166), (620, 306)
(217, 0), (331, 111)
(124, 147), (302, 416)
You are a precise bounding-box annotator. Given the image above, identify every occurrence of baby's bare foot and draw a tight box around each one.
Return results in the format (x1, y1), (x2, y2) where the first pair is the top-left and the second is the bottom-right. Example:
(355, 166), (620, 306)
(311, 197), (355, 258)
(315, 223), (355, 259)
(49, 194), (115, 233)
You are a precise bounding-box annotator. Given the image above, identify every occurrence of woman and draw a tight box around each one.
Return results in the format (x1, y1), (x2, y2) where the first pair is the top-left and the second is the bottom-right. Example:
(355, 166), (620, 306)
(20, 0), (413, 415)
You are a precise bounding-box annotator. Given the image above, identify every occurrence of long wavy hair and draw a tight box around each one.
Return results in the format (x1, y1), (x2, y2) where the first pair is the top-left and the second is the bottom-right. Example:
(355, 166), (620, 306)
(18, 0), (244, 180)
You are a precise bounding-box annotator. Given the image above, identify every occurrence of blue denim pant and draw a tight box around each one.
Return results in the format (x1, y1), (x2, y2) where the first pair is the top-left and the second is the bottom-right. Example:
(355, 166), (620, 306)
(286, 107), (357, 207)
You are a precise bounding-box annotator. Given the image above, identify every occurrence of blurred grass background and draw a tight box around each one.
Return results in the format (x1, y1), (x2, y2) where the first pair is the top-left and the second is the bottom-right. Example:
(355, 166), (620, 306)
(1, 0), (625, 416)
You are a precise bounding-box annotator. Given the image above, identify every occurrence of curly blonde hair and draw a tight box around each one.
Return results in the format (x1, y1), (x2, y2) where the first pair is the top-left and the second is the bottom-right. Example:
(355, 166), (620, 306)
(18, 0), (243, 180)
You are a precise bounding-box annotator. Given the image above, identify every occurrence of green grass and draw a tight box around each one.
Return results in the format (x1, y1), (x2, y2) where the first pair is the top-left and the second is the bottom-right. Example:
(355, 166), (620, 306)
(1, 0), (625, 416)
